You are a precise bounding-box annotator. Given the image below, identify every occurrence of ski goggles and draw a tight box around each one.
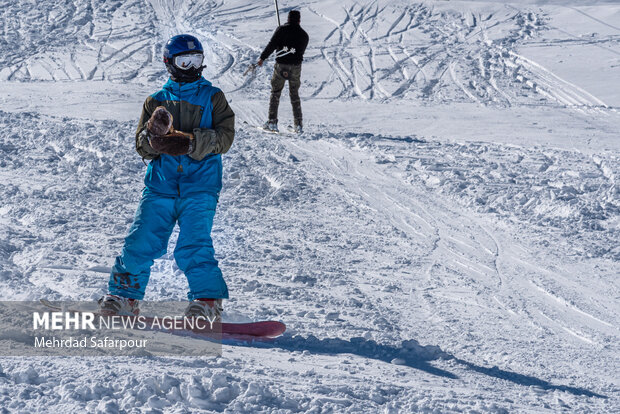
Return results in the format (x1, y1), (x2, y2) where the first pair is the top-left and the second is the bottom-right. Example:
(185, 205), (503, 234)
(173, 53), (204, 70)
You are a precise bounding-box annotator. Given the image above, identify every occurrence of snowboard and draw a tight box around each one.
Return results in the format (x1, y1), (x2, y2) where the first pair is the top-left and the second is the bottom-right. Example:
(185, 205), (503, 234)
(39, 299), (286, 341)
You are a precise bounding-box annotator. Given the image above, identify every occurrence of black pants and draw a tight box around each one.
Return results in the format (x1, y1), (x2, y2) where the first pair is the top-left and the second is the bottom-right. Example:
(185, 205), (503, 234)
(268, 63), (302, 127)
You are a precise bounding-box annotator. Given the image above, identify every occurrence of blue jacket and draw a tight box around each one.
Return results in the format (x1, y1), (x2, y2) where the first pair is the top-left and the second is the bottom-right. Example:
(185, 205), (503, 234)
(135, 77), (235, 197)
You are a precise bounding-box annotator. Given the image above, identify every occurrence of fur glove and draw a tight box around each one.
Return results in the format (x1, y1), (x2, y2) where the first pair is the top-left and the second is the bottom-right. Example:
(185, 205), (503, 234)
(147, 106), (173, 136)
(146, 106), (194, 156)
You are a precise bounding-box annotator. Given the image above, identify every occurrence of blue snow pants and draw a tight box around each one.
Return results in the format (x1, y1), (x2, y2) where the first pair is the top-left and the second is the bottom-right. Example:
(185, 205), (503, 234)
(108, 189), (228, 300)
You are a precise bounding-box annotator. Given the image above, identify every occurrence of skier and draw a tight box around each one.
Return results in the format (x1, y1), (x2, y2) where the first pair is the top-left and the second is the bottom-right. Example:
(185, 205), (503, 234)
(258, 10), (309, 133)
(99, 34), (235, 322)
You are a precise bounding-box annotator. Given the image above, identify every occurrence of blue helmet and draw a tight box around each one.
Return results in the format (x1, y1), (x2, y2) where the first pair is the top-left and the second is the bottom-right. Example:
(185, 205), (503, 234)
(163, 34), (204, 61)
(163, 34), (205, 83)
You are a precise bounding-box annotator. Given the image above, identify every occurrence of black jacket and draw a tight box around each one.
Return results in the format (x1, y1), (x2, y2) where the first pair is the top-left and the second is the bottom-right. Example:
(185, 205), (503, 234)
(260, 23), (309, 65)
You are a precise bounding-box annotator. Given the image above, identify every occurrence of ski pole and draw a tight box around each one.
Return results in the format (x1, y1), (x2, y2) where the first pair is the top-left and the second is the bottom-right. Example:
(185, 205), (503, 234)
(243, 63), (257, 76)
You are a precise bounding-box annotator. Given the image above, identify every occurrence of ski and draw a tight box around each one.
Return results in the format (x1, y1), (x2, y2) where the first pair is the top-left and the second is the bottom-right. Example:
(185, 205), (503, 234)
(257, 125), (281, 134)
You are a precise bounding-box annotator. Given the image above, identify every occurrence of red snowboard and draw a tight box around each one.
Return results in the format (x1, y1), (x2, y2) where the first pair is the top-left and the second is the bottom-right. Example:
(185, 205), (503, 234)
(40, 300), (286, 340)
(221, 321), (285, 338)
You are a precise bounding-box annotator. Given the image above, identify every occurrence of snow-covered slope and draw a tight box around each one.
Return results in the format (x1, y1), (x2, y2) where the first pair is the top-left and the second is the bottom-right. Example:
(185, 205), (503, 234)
(0, 0), (618, 412)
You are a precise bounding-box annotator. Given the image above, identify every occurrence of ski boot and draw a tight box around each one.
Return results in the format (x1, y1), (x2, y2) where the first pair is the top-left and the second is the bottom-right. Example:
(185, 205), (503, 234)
(97, 294), (140, 316)
(288, 124), (303, 134)
(184, 299), (223, 324)
(262, 120), (279, 132)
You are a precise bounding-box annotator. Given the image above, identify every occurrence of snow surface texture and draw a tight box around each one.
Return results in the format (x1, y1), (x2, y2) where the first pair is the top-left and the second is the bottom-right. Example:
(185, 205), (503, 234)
(0, 0), (619, 412)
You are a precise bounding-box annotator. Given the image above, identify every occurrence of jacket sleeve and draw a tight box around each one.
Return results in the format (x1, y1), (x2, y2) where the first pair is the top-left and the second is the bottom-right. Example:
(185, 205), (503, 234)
(259, 27), (282, 61)
(298, 31), (309, 59)
(190, 91), (235, 160)
(135, 96), (161, 160)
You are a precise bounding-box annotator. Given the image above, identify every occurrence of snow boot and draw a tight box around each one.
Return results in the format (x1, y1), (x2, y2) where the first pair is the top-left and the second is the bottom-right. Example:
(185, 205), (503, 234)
(98, 294), (140, 316)
(184, 299), (223, 323)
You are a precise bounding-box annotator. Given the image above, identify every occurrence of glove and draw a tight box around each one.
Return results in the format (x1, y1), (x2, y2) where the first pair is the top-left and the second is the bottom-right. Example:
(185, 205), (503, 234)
(146, 106), (195, 156)
(149, 132), (194, 156)
(147, 106), (173, 136)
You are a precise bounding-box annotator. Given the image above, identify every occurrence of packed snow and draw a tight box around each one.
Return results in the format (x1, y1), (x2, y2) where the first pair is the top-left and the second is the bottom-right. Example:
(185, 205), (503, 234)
(0, 0), (618, 412)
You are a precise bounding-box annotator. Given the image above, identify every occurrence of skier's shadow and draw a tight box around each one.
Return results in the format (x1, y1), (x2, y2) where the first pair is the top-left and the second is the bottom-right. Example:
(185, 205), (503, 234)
(239, 335), (606, 399)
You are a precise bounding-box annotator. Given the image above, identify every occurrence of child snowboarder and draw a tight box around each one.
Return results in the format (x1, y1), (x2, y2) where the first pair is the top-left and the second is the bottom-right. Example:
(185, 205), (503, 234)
(99, 34), (235, 322)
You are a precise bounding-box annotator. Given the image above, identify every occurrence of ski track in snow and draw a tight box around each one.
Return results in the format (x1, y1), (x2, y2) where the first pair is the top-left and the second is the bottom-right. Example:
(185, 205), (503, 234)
(0, 0), (619, 412)
(1, 0), (616, 110)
